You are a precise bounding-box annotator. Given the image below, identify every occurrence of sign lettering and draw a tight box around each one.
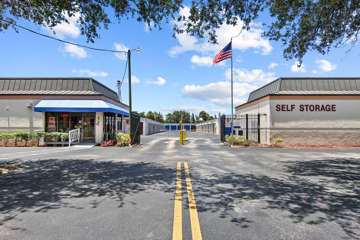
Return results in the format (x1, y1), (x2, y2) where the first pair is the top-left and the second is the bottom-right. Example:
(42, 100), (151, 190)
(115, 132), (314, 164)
(275, 104), (336, 112)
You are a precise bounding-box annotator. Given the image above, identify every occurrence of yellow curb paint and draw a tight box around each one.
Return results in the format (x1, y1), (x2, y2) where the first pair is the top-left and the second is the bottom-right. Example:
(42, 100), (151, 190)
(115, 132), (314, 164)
(173, 162), (182, 240)
(184, 162), (203, 240)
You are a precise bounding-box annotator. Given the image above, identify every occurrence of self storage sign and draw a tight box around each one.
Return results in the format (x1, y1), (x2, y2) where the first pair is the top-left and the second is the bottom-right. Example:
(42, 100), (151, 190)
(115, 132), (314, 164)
(275, 104), (336, 112)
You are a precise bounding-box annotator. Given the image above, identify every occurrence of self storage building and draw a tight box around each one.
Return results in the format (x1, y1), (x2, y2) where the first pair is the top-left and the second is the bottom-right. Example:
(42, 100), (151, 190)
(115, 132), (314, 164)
(0, 78), (129, 144)
(235, 77), (360, 146)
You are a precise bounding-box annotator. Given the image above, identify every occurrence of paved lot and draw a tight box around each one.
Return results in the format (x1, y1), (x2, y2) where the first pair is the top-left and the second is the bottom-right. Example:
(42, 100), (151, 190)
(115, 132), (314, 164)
(0, 132), (359, 240)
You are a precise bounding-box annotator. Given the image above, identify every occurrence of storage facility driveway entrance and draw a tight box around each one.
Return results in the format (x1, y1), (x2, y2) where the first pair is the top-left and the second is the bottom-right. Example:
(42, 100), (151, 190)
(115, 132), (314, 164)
(0, 132), (359, 240)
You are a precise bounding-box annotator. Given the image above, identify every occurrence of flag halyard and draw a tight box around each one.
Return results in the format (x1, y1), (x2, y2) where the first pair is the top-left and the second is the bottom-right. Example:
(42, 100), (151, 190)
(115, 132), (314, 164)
(213, 41), (232, 65)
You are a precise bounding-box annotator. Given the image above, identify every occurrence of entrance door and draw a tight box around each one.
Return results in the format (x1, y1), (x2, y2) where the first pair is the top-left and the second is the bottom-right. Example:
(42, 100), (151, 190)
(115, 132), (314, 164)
(83, 113), (95, 142)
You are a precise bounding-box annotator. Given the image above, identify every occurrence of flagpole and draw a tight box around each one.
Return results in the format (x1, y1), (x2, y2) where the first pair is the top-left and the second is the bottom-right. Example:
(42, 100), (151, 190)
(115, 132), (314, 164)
(230, 38), (234, 146)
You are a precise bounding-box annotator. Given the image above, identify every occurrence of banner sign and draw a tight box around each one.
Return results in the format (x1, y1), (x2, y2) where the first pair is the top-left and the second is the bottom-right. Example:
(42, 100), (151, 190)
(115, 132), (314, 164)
(48, 116), (56, 132)
(69, 128), (80, 146)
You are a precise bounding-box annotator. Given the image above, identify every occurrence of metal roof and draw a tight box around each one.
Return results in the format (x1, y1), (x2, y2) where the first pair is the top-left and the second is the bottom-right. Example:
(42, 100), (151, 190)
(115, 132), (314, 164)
(247, 77), (360, 102)
(0, 77), (120, 102)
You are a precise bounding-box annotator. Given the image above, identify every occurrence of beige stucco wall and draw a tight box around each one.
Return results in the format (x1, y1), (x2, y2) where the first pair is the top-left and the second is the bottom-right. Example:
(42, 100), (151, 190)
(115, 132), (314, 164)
(269, 99), (360, 145)
(236, 98), (360, 145)
(0, 99), (44, 132)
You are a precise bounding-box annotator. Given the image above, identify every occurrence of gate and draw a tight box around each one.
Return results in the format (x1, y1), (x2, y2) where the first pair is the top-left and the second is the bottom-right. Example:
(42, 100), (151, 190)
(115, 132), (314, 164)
(231, 114), (261, 143)
(220, 115), (225, 142)
(130, 112), (141, 145)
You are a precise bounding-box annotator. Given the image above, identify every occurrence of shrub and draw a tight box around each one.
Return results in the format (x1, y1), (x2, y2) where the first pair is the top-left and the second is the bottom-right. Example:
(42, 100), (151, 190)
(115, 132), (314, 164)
(225, 134), (250, 146)
(274, 137), (283, 145)
(116, 133), (131, 147)
(60, 133), (69, 142)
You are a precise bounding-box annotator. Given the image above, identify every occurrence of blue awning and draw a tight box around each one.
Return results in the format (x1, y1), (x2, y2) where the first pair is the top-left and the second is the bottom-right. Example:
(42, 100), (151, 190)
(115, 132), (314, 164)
(34, 99), (129, 116)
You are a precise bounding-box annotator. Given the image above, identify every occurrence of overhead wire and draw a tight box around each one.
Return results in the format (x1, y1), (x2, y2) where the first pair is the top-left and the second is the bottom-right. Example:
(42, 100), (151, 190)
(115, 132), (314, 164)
(0, 19), (128, 54)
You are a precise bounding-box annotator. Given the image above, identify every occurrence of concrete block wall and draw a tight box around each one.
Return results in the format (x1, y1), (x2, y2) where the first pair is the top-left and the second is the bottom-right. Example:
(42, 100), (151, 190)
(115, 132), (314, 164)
(271, 129), (360, 146)
(0, 99), (44, 132)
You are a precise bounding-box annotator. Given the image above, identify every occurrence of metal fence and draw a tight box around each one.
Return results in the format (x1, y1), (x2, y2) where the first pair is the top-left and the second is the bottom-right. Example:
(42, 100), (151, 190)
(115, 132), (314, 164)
(221, 114), (262, 143)
(130, 112), (141, 145)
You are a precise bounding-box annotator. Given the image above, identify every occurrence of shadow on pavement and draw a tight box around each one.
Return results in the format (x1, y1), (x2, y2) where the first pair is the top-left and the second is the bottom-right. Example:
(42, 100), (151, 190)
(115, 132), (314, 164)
(0, 159), (175, 224)
(192, 158), (360, 239)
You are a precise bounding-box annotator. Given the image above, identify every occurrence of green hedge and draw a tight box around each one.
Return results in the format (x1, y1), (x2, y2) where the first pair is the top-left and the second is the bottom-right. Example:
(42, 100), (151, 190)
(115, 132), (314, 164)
(0, 132), (69, 142)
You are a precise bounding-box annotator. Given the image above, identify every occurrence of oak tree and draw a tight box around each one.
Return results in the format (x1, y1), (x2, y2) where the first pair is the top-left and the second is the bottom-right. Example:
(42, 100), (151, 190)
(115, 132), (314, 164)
(1, 0), (359, 61)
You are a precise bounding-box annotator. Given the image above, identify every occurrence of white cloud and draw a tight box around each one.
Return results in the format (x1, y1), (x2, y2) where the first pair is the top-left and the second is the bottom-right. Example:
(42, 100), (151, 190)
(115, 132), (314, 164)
(43, 13), (81, 39)
(114, 43), (128, 60)
(132, 75), (141, 84)
(226, 68), (276, 84)
(190, 55), (213, 66)
(124, 75), (140, 84)
(268, 62), (278, 69)
(291, 61), (306, 73)
(72, 69), (108, 77)
(148, 76), (166, 85)
(160, 105), (223, 114)
(182, 81), (258, 107)
(312, 70), (318, 74)
(64, 44), (87, 58)
(170, 6), (272, 57)
(316, 59), (337, 72)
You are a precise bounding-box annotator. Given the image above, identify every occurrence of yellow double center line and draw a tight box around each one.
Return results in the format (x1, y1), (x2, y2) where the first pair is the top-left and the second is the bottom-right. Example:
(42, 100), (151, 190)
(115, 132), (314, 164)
(173, 162), (203, 240)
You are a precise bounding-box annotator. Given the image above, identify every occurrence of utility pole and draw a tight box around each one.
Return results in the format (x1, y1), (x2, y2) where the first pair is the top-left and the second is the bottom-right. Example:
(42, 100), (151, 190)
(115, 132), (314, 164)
(230, 38), (234, 146)
(127, 49), (132, 140)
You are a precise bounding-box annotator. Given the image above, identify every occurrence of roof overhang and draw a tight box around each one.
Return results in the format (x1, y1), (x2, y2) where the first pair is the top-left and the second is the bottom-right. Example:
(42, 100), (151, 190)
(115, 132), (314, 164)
(34, 99), (129, 116)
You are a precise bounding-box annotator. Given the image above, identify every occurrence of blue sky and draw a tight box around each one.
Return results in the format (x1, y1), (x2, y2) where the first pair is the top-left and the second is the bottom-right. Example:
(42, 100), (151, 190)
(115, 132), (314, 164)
(1, 6), (359, 115)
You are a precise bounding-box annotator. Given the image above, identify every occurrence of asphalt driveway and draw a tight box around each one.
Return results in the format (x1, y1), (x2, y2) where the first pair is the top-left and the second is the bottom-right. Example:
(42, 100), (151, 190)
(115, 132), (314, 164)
(0, 132), (359, 239)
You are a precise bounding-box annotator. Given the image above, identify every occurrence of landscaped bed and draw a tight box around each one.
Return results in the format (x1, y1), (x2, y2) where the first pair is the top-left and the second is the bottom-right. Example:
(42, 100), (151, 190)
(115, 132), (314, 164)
(225, 135), (360, 149)
(0, 132), (69, 147)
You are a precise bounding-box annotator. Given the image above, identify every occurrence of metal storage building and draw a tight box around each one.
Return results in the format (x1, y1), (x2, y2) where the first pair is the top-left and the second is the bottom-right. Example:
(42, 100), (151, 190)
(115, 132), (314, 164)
(235, 77), (360, 145)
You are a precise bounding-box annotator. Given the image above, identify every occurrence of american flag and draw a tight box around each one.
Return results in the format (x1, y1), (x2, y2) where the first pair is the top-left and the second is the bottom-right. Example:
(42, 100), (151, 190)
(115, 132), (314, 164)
(213, 41), (232, 65)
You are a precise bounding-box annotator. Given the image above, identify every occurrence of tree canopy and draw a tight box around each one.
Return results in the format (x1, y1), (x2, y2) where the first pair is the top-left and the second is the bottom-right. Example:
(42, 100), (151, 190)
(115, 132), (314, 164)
(1, 0), (359, 61)
(165, 111), (190, 123)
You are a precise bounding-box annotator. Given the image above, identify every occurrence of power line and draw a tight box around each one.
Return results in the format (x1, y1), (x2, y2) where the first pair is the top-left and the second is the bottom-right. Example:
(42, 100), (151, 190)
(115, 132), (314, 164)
(121, 59), (128, 84)
(0, 19), (128, 54)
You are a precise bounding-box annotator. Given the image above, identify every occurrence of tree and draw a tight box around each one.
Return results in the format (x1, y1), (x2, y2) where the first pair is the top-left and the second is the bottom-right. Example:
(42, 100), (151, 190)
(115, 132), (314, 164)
(153, 112), (164, 122)
(138, 112), (146, 118)
(165, 111), (190, 123)
(145, 111), (155, 120)
(199, 111), (210, 122)
(191, 113), (196, 124)
(1, 1), (359, 61)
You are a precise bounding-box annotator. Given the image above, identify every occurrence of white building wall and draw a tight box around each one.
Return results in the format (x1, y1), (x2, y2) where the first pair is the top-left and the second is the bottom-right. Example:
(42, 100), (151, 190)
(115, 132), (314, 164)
(141, 118), (165, 135)
(0, 99), (44, 132)
(269, 99), (360, 145)
(95, 112), (104, 144)
(196, 119), (220, 135)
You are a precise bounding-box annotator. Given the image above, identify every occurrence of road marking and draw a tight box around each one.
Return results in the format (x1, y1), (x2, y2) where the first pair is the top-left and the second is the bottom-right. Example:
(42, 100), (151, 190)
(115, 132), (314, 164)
(173, 162), (182, 240)
(184, 162), (203, 240)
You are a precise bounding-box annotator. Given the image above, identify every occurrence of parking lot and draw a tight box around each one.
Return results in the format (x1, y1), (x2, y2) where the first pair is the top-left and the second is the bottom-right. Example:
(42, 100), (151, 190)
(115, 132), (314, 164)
(0, 132), (359, 240)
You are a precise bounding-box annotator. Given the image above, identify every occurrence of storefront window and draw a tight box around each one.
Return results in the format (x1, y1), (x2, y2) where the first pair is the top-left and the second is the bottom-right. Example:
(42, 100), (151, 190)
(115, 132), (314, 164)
(58, 112), (70, 132)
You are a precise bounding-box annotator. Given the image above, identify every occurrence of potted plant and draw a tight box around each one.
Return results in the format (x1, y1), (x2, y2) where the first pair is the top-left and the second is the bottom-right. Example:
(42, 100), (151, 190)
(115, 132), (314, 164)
(26, 132), (38, 147)
(116, 133), (130, 147)
(6, 133), (16, 147)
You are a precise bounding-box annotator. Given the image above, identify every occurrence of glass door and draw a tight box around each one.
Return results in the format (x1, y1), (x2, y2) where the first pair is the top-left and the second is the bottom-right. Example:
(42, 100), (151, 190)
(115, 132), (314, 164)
(82, 113), (95, 142)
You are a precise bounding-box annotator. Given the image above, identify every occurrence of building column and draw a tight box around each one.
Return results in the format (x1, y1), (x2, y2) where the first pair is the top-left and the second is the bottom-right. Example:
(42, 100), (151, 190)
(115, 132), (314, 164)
(95, 112), (104, 144)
